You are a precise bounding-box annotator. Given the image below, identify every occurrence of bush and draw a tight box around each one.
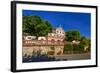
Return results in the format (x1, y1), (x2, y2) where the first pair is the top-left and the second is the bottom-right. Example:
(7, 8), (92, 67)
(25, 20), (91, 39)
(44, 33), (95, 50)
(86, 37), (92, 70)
(64, 44), (73, 51)
(73, 44), (84, 52)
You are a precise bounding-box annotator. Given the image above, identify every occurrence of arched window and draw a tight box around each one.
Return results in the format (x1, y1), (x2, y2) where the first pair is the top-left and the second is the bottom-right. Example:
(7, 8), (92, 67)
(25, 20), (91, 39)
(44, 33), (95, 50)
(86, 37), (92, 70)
(57, 40), (60, 43)
(51, 39), (55, 43)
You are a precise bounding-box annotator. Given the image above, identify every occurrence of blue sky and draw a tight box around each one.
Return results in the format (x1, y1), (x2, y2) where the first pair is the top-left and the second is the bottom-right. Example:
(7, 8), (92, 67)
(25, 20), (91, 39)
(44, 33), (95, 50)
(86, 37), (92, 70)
(23, 10), (91, 38)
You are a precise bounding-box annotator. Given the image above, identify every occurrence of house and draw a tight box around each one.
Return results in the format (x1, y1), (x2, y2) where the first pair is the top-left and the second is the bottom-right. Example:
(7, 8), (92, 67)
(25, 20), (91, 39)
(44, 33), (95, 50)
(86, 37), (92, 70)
(24, 36), (36, 40)
(72, 40), (80, 44)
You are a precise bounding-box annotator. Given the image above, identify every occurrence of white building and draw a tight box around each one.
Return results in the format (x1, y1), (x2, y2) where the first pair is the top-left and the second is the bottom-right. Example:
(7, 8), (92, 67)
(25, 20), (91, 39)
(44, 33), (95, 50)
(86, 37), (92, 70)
(24, 36), (36, 40)
(55, 24), (65, 38)
(48, 24), (65, 42)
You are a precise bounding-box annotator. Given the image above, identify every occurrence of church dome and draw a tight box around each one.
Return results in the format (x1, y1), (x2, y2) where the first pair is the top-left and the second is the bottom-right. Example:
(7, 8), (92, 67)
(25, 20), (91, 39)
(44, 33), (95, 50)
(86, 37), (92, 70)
(56, 24), (65, 37)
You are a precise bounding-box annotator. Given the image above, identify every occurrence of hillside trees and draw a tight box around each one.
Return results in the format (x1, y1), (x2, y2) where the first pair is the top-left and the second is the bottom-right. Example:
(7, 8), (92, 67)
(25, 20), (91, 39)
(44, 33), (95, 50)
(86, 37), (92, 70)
(65, 30), (81, 41)
(23, 15), (53, 37)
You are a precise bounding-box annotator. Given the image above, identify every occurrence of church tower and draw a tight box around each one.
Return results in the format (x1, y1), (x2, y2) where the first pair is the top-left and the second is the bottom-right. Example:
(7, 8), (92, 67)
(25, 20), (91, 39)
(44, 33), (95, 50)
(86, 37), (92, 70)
(56, 24), (65, 38)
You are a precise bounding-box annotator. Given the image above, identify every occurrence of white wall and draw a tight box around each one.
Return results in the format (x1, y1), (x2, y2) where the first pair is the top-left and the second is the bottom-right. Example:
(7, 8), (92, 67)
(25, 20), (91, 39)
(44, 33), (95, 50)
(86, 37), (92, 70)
(0, 0), (99, 73)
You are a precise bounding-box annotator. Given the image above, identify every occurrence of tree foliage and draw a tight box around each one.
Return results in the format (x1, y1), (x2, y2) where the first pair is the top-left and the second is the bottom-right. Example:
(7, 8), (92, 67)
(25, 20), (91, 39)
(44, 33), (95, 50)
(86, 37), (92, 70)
(80, 36), (90, 47)
(23, 15), (53, 36)
(79, 36), (91, 51)
(65, 30), (81, 41)
(73, 44), (84, 52)
(64, 44), (73, 51)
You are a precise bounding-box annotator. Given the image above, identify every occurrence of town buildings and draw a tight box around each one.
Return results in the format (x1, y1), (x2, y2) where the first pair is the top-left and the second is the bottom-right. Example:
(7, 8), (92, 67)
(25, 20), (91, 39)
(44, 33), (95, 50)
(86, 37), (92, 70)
(22, 25), (82, 57)
(23, 25), (65, 56)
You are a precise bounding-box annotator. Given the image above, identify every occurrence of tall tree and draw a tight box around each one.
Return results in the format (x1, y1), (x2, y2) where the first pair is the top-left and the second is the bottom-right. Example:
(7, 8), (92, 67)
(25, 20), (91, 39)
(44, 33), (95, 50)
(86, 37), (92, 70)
(64, 44), (73, 51)
(23, 15), (53, 37)
(23, 15), (42, 35)
(65, 30), (81, 41)
(80, 36), (90, 51)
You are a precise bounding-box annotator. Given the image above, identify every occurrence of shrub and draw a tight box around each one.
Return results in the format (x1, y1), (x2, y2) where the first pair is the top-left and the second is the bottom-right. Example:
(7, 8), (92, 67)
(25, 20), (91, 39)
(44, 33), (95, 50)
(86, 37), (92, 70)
(64, 44), (73, 51)
(73, 44), (84, 53)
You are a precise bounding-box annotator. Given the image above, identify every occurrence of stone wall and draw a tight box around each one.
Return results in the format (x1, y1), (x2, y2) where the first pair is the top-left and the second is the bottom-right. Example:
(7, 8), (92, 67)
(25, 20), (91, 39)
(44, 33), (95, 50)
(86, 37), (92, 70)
(23, 45), (64, 56)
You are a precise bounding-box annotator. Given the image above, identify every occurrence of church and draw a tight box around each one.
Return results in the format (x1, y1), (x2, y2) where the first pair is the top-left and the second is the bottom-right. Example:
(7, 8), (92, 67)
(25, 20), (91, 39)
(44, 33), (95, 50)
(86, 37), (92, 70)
(47, 24), (65, 42)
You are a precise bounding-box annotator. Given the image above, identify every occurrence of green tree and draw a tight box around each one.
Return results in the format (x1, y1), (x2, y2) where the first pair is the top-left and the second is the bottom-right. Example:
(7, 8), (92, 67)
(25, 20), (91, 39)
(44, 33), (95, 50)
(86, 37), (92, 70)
(35, 21), (52, 37)
(80, 36), (90, 46)
(73, 44), (79, 51)
(44, 21), (53, 33)
(80, 36), (91, 51)
(23, 15), (53, 36)
(64, 44), (73, 51)
(23, 15), (42, 35)
(65, 30), (81, 41)
(73, 44), (84, 52)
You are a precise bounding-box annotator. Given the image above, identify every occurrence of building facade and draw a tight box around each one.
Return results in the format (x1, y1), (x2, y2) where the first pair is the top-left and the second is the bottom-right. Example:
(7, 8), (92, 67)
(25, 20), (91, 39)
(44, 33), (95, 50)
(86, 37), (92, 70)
(23, 25), (65, 56)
